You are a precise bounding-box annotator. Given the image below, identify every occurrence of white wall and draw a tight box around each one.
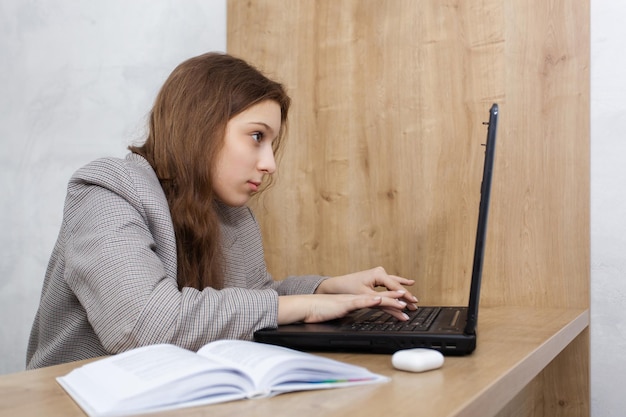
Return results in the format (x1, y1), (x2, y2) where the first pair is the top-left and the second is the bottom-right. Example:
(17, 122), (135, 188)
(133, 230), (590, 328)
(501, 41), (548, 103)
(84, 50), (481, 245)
(0, 1), (623, 416)
(0, 0), (227, 373)
(590, 2), (626, 416)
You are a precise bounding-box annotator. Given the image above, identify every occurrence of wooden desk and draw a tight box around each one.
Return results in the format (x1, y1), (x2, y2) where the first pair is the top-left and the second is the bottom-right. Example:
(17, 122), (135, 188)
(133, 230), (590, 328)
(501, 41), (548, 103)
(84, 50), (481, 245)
(0, 306), (588, 417)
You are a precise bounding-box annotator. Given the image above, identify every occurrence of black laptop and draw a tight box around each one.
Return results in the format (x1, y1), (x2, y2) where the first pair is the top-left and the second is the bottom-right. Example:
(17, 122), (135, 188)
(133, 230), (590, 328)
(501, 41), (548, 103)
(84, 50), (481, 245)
(255, 103), (499, 355)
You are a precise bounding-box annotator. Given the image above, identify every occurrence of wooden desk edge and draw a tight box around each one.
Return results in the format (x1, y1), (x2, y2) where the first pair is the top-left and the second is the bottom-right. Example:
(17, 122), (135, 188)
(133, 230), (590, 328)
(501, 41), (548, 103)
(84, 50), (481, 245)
(456, 308), (590, 417)
(0, 307), (590, 417)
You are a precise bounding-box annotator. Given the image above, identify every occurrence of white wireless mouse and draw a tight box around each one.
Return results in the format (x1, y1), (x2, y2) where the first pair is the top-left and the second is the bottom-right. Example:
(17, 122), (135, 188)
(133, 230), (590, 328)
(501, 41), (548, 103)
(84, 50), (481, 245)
(391, 348), (444, 373)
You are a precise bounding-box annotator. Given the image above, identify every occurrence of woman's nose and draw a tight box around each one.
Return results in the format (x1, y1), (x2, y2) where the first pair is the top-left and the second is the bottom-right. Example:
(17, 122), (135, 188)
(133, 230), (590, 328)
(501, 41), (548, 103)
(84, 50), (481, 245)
(258, 143), (276, 174)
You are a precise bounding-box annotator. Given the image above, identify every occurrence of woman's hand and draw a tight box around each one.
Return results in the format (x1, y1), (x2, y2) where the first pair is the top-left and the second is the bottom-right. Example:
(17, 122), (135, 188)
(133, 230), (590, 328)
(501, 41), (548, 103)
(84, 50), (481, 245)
(278, 293), (387, 325)
(275, 266), (418, 324)
(314, 266), (418, 320)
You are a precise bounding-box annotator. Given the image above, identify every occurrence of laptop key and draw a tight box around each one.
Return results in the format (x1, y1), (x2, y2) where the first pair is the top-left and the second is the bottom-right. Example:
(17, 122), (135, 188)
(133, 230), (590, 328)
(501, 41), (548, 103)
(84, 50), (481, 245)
(340, 307), (441, 332)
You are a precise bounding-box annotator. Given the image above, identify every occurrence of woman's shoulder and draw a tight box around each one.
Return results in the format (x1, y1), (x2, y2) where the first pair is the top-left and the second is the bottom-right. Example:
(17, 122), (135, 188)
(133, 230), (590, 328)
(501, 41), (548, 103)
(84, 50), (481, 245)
(73, 153), (152, 178)
(70, 153), (164, 202)
(72, 153), (156, 185)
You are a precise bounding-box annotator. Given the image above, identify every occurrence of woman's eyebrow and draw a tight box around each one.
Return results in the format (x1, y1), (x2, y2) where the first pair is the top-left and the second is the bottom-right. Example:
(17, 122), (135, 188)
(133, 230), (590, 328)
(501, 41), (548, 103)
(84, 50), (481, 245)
(248, 122), (276, 135)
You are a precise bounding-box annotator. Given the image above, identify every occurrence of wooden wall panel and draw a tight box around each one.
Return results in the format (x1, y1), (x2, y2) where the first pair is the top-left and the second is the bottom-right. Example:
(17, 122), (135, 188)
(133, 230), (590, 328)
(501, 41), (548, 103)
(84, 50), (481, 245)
(227, 0), (589, 310)
(490, 1), (590, 310)
(228, 2), (589, 415)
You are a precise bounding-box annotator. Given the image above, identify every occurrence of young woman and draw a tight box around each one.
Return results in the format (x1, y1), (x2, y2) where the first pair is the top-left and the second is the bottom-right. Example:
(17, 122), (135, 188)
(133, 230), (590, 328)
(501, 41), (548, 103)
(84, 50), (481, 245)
(26, 52), (418, 369)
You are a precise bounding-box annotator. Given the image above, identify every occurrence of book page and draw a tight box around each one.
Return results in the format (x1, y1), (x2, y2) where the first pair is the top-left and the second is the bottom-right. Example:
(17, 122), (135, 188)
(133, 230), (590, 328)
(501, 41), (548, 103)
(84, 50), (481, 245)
(198, 340), (388, 393)
(57, 344), (252, 417)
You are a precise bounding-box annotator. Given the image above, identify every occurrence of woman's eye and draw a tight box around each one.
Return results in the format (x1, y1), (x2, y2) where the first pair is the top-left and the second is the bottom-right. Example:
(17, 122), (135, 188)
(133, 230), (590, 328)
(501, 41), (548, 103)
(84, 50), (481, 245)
(251, 132), (264, 143)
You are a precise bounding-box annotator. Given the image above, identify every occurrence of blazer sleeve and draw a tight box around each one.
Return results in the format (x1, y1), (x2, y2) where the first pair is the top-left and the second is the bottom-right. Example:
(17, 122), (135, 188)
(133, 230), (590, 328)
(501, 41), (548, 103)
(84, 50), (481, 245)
(62, 157), (281, 354)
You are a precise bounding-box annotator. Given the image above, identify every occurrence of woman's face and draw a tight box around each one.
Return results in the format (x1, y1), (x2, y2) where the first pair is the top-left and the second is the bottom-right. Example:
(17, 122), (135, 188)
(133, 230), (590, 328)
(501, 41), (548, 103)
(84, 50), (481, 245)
(213, 99), (281, 206)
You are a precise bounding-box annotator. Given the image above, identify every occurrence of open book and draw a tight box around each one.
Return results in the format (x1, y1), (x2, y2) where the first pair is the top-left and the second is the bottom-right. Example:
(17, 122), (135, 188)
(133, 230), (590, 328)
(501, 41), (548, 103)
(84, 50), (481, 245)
(57, 340), (388, 417)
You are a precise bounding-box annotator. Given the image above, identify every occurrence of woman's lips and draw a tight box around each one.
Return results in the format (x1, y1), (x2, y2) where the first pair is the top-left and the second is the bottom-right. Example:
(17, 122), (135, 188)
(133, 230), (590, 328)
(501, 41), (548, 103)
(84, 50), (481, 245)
(248, 181), (261, 192)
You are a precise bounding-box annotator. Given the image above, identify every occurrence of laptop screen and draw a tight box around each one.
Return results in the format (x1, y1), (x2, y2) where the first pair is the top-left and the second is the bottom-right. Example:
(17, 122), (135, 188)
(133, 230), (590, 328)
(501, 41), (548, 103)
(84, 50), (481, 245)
(464, 103), (499, 334)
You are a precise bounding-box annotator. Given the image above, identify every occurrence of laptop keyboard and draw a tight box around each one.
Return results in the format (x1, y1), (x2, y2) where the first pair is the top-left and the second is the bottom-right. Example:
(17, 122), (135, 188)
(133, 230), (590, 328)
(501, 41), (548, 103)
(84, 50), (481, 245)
(340, 307), (441, 332)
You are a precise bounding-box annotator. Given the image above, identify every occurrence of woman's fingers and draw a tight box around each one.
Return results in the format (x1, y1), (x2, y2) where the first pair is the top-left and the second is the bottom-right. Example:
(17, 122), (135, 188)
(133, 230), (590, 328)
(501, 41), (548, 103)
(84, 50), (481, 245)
(374, 289), (419, 309)
(373, 274), (419, 303)
(379, 307), (410, 321)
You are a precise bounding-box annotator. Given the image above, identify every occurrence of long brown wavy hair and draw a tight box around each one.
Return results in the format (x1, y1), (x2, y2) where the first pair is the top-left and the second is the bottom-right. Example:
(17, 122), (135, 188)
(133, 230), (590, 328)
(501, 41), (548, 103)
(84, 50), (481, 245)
(129, 52), (291, 290)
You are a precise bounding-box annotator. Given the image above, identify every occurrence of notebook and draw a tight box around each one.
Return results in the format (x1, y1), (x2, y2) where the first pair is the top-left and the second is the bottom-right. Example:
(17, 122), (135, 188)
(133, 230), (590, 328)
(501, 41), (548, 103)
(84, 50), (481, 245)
(255, 103), (499, 355)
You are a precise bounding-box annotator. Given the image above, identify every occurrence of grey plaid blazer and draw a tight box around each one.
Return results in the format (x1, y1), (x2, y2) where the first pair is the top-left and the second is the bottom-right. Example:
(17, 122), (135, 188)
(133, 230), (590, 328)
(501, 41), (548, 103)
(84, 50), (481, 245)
(26, 153), (325, 369)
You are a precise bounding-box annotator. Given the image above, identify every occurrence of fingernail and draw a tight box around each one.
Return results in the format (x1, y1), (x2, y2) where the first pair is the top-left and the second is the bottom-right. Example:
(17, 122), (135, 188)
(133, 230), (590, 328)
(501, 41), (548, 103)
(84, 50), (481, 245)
(397, 300), (407, 307)
(396, 290), (406, 295)
(402, 312), (410, 320)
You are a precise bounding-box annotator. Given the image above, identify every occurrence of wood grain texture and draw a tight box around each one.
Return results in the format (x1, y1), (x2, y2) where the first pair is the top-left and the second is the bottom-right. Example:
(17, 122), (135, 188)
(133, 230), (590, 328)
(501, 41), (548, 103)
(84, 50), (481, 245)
(228, 0), (589, 311)
(0, 307), (588, 417)
(228, 1), (589, 415)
